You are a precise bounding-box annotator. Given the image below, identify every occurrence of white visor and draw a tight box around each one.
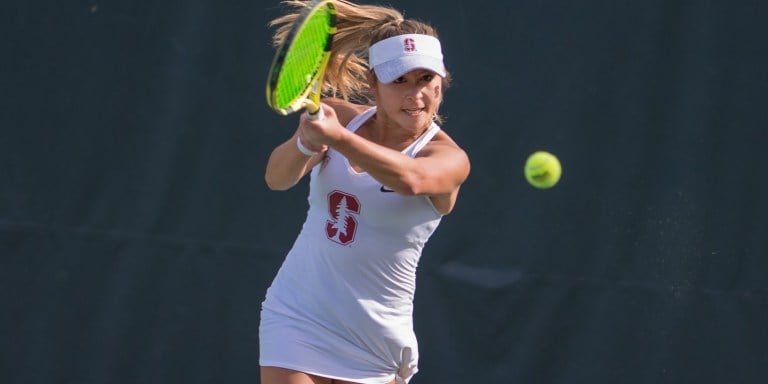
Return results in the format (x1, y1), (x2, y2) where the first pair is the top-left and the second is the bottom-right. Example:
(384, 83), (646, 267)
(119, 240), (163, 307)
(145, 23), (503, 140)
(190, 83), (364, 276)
(368, 34), (446, 84)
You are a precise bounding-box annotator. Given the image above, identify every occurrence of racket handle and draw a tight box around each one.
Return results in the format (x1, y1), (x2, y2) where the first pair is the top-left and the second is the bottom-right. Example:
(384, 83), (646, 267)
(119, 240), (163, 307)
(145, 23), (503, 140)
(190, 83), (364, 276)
(306, 105), (324, 121)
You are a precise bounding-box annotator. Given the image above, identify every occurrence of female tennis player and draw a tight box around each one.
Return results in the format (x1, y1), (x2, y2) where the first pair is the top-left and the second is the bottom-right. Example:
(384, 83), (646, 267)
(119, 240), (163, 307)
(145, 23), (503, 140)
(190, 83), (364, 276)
(261, 1), (470, 383)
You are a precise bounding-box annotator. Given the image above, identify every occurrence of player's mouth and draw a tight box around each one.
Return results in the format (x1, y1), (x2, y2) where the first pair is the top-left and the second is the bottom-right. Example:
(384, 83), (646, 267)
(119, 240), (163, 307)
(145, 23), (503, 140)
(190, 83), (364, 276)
(402, 107), (424, 116)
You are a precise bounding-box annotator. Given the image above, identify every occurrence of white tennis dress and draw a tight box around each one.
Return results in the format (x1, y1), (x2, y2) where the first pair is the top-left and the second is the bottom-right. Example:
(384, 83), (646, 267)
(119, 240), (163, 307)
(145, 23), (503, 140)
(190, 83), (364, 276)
(259, 107), (443, 384)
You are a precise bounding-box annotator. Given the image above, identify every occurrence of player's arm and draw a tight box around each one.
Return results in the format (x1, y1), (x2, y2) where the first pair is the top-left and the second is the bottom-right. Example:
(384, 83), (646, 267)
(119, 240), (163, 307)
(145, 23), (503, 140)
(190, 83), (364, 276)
(264, 132), (326, 191)
(300, 101), (469, 199)
(330, 127), (470, 211)
(263, 98), (363, 191)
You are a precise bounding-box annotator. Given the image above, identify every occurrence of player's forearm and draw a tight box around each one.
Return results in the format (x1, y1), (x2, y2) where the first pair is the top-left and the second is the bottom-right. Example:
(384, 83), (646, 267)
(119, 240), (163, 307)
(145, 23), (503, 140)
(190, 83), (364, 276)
(330, 130), (420, 195)
(264, 139), (321, 190)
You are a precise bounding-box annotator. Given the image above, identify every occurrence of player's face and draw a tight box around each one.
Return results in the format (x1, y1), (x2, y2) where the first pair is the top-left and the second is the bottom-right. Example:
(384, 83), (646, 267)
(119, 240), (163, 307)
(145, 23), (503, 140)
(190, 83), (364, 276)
(375, 70), (442, 132)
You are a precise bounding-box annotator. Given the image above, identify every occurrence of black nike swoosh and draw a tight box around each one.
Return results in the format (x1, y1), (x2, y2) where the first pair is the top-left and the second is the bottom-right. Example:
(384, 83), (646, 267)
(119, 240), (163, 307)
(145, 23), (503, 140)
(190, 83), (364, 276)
(380, 186), (395, 193)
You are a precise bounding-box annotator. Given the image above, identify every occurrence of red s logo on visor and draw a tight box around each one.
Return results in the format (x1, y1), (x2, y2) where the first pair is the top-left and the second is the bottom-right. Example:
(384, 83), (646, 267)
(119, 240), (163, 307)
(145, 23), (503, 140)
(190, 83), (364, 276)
(403, 38), (416, 52)
(326, 190), (360, 245)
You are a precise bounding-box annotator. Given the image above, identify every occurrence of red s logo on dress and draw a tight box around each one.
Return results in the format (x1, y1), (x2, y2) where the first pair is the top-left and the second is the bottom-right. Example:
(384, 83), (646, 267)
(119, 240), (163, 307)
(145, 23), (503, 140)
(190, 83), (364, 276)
(326, 190), (360, 245)
(403, 38), (416, 52)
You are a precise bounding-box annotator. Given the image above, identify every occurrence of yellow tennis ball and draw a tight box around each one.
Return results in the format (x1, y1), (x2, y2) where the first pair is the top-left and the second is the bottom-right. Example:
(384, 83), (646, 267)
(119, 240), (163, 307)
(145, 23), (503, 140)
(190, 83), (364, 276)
(524, 151), (562, 189)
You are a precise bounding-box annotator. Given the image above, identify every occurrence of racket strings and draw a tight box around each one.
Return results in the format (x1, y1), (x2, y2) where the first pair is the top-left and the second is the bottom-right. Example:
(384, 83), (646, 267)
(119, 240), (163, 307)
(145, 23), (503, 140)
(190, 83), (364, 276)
(274, 9), (333, 108)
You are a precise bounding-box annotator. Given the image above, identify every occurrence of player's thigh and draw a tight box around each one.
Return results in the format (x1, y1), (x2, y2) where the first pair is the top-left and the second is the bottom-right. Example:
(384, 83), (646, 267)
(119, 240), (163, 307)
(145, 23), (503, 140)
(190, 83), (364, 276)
(261, 366), (332, 384)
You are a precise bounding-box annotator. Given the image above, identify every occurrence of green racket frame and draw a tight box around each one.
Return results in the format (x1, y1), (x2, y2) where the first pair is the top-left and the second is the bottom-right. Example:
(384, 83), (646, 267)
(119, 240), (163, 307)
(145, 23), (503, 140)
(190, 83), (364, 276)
(266, 0), (337, 116)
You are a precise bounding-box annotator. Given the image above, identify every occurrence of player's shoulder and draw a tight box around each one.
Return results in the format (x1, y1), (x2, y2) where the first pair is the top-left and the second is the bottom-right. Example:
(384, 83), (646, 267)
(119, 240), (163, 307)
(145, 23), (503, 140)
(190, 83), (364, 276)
(418, 130), (467, 160)
(430, 129), (461, 147)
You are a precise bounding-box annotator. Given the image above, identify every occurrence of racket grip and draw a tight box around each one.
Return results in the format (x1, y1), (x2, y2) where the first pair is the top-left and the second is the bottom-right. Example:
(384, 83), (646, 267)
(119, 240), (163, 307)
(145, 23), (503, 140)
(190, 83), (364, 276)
(306, 105), (324, 121)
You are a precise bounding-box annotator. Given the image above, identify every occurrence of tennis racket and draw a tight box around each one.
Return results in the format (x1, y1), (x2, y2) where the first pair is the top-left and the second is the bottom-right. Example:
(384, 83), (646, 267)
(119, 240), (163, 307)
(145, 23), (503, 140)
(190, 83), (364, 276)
(266, 0), (336, 120)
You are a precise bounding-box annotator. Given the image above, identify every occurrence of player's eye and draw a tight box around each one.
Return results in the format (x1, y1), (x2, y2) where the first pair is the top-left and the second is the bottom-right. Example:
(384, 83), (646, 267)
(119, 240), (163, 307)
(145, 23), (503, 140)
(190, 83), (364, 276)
(392, 77), (407, 84)
(420, 74), (435, 82)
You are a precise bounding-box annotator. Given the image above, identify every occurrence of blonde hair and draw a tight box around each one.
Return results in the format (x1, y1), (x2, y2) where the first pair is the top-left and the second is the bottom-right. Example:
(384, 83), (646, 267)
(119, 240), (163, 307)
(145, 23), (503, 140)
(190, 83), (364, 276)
(269, 0), (451, 104)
